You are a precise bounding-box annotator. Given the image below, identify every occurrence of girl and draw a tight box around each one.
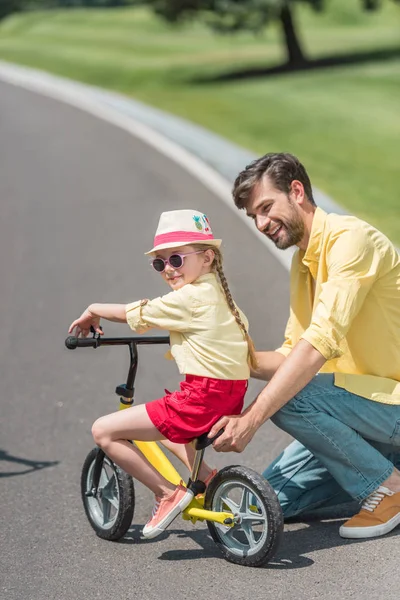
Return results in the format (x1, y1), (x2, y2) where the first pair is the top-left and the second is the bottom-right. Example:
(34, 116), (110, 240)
(69, 209), (256, 539)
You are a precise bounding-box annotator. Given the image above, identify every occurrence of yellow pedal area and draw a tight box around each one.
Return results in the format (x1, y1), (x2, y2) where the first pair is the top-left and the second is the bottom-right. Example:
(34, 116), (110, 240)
(182, 495), (234, 526)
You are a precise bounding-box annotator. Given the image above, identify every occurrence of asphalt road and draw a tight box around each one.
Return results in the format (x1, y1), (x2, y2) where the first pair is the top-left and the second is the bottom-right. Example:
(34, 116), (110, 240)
(1, 80), (399, 600)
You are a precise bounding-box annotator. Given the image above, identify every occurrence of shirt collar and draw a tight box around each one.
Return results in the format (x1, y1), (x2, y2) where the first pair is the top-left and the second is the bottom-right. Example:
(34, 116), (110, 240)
(195, 272), (217, 284)
(300, 207), (327, 277)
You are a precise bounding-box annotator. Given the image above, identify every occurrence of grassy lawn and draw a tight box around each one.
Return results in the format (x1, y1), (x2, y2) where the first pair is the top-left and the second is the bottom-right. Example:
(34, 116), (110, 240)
(0, 2), (399, 243)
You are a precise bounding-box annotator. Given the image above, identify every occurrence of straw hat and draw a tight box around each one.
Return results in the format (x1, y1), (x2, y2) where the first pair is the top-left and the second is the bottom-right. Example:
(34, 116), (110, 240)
(145, 209), (222, 255)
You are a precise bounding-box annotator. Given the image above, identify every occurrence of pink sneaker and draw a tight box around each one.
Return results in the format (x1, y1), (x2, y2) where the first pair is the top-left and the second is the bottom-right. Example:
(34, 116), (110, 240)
(142, 483), (194, 539)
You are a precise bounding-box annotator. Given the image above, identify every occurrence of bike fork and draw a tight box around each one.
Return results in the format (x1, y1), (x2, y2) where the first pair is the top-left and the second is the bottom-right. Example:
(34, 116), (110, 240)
(85, 449), (106, 497)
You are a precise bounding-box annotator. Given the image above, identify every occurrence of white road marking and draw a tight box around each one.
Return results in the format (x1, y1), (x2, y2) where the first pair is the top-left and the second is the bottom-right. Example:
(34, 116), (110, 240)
(0, 61), (293, 271)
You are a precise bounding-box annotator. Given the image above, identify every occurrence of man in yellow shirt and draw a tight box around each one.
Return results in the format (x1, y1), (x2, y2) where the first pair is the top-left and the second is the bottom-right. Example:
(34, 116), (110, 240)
(210, 152), (400, 539)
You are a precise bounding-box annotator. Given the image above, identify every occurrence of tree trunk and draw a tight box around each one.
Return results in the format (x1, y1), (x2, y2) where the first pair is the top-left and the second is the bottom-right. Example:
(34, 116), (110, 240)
(364, 0), (380, 10)
(279, 3), (307, 66)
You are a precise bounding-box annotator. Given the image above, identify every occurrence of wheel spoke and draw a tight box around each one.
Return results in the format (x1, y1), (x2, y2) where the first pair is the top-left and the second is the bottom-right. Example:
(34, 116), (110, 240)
(238, 488), (250, 513)
(83, 450), (134, 538)
(239, 521), (257, 549)
(101, 469), (119, 518)
(237, 488), (266, 524)
(86, 458), (119, 528)
(223, 526), (238, 541)
(102, 472), (117, 496)
(242, 509), (266, 524)
(107, 496), (120, 510)
(208, 474), (278, 562)
(99, 468), (109, 487)
(101, 495), (112, 525)
(219, 494), (239, 514)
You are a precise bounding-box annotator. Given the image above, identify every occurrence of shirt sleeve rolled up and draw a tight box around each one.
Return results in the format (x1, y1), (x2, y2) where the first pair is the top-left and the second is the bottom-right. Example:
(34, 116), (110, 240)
(301, 229), (381, 360)
(125, 286), (194, 334)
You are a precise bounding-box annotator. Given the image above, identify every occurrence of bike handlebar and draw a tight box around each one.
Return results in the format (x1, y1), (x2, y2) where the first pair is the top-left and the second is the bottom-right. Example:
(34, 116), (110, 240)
(65, 335), (170, 350)
(65, 336), (96, 349)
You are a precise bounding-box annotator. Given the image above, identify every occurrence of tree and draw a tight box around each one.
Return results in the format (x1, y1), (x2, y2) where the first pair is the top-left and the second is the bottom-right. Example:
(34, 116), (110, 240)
(144, 0), (399, 68)
(0, 0), (22, 20)
(0, 0), (130, 20)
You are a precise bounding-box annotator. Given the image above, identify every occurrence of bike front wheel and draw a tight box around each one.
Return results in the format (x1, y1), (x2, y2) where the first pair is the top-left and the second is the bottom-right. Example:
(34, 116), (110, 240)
(81, 447), (135, 541)
(205, 465), (283, 567)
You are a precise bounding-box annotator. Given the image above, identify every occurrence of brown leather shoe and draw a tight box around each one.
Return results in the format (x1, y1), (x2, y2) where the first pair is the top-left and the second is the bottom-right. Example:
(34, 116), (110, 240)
(339, 486), (400, 539)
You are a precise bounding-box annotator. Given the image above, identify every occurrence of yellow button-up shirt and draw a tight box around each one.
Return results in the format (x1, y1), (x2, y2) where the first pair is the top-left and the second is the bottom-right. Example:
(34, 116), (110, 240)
(276, 207), (400, 404)
(125, 273), (250, 380)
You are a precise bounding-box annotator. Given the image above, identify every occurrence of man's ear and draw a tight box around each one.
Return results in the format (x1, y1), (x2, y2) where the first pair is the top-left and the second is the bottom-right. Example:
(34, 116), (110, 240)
(291, 180), (305, 204)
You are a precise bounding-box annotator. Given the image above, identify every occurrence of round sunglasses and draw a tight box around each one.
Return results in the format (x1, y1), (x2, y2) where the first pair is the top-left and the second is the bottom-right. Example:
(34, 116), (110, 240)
(151, 250), (204, 273)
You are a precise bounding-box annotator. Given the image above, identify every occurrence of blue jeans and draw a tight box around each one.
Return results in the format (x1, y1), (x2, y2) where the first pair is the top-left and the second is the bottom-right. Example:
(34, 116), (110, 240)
(263, 374), (400, 518)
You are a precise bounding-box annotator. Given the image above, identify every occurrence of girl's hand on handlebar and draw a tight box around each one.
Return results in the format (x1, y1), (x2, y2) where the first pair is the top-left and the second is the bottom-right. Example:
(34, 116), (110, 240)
(68, 308), (103, 338)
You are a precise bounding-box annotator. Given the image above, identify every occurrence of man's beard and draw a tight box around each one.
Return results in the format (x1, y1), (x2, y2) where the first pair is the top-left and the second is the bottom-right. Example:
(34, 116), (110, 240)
(270, 200), (305, 250)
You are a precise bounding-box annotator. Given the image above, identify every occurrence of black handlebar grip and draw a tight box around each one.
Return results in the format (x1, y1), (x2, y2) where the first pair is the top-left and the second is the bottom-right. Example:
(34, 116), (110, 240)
(65, 336), (97, 349)
(65, 336), (78, 349)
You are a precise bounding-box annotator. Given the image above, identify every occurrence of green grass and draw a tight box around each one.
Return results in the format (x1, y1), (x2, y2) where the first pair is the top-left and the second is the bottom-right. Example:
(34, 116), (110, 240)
(0, 3), (399, 243)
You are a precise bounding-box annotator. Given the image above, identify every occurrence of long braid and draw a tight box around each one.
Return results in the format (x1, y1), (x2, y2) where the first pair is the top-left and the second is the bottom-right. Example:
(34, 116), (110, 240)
(211, 247), (258, 371)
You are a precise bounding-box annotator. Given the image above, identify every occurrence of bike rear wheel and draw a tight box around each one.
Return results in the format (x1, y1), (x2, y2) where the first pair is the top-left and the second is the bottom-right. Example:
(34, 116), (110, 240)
(205, 465), (283, 567)
(81, 447), (135, 541)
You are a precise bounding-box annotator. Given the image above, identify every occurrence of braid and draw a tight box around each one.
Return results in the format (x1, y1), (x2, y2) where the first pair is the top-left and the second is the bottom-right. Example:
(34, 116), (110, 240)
(211, 247), (258, 371)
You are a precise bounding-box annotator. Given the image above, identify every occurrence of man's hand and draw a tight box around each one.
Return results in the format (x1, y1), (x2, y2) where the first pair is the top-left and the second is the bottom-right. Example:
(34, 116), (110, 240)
(208, 413), (257, 453)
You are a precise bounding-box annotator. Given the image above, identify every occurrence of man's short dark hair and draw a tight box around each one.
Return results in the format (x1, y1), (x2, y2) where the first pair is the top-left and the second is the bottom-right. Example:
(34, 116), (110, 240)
(232, 152), (316, 209)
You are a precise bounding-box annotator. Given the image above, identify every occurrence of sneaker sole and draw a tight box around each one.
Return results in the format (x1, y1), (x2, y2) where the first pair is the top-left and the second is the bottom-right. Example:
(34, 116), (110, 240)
(142, 491), (194, 539)
(339, 512), (400, 539)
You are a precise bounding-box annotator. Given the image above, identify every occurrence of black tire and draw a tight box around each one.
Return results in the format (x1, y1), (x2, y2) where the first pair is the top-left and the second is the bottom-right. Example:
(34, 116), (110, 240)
(81, 447), (135, 541)
(205, 465), (283, 567)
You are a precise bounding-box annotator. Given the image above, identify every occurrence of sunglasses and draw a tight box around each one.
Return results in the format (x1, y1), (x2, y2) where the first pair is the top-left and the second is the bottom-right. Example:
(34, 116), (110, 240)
(151, 250), (205, 273)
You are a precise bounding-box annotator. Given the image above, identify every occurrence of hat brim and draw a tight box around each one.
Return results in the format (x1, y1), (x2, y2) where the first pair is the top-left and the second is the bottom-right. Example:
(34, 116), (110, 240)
(145, 238), (222, 256)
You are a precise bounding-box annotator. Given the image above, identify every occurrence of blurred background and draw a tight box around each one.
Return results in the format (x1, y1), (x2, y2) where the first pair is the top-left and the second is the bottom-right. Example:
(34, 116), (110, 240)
(1, 3), (400, 598)
(0, 0), (399, 242)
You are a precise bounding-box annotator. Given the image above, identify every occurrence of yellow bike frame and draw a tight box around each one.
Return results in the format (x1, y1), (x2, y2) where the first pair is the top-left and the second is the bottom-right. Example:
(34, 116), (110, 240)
(119, 399), (234, 527)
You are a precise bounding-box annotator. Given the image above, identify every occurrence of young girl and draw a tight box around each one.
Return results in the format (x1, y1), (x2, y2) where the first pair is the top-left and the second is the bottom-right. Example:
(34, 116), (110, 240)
(69, 209), (256, 539)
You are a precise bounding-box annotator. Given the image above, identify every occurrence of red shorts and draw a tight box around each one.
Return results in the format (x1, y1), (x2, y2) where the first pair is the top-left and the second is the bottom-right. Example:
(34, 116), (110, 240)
(146, 375), (248, 444)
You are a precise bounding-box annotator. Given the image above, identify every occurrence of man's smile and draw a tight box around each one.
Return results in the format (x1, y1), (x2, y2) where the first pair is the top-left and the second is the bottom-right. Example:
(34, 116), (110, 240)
(267, 222), (283, 239)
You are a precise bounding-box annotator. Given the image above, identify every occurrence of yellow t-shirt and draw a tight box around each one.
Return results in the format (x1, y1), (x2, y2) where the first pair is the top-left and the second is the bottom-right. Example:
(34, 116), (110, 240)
(276, 207), (400, 405)
(125, 273), (250, 380)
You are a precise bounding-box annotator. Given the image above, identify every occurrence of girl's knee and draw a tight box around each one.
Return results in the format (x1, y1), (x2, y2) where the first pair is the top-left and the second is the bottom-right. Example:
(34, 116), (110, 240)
(92, 416), (111, 449)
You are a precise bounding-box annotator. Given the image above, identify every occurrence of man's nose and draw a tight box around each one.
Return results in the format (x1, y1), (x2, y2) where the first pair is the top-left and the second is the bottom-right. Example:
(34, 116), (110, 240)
(256, 215), (270, 233)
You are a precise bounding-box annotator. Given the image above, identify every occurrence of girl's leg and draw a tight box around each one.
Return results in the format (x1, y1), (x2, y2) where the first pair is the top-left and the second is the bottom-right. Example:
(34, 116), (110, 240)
(160, 439), (215, 482)
(92, 404), (177, 498)
(93, 404), (195, 539)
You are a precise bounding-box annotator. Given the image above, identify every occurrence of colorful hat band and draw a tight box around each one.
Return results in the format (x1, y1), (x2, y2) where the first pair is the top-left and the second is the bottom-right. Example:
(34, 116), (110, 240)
(153, 231), (215, 247)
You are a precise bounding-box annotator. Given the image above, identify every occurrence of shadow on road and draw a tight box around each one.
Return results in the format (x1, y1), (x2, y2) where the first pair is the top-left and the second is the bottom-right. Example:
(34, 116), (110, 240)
(120, 511), (400, 570)
(0, 448), (59, 478)
(191, 46), (400, 84)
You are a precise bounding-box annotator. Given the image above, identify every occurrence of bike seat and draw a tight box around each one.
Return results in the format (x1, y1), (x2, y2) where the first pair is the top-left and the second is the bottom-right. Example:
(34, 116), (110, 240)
(194, 428), (224, 450)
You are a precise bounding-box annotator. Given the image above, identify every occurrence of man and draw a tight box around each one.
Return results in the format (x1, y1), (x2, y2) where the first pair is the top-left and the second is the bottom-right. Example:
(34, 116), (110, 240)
(209, 152), (400, 539)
